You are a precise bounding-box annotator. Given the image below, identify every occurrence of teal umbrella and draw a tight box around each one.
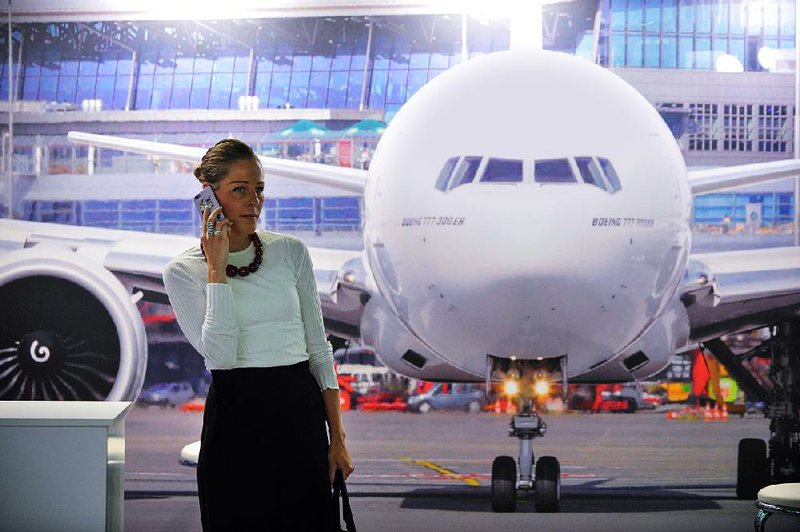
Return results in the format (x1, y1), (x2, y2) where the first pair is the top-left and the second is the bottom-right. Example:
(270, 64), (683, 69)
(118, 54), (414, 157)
(340, 119), (386, 137)
(274, 120), (330, 139)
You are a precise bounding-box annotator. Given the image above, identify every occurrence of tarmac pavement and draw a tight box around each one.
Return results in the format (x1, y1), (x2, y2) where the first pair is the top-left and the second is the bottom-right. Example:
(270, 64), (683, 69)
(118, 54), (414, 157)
(124, 405), (798, 531)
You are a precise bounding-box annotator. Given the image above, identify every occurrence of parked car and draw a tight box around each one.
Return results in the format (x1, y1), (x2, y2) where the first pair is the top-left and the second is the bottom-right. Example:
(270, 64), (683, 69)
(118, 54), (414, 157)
(407, 383), (485, 414)
(337, 363), (402, 395)
(139, 381), (195, 408)
(616, 385), (658, 411)
(592, 385), (657, 413)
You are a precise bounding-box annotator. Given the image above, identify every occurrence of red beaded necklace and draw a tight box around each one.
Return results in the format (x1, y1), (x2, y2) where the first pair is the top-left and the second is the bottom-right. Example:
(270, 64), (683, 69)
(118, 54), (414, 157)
(201, 233), (264, 278)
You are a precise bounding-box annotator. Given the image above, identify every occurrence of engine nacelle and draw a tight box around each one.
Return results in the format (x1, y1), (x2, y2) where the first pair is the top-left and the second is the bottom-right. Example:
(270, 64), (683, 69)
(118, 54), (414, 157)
(0, 245), (147, 401)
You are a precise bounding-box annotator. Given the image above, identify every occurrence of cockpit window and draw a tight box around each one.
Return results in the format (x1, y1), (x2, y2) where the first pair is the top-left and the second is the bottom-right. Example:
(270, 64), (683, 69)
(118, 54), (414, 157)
(534, 159), (576, 183)
(449, 156), (482, 189)
(598, 158), (622, 192)
(435, 156), (459, 191)
(435, 155), (619, 192)
(575, 157), (607, 191)
(481, 158), (523, 183)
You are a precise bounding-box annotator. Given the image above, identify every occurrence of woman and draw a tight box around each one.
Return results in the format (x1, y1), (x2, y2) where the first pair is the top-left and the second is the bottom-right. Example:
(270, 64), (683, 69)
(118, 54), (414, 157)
(163, 139), (354, 531)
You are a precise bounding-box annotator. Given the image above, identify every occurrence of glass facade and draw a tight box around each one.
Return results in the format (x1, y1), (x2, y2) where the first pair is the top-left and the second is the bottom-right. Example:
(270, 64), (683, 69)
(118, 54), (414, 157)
(4, 9), (798, 230)
(2, 6), (796, 112)
(255, 40), (367, 110)
(8, 6), (795, 112)
(22, 196), (362, 234)
(693, 191), (794, 226)
(8, 16), (507, 113)
(20, 50), (131, 109)
(135, 50), (251, 111)
(600, 0), (796, 69)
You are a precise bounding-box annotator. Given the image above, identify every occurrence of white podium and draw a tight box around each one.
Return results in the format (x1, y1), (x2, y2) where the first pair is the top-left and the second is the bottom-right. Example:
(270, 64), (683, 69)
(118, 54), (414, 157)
(0, 401), (132, 532)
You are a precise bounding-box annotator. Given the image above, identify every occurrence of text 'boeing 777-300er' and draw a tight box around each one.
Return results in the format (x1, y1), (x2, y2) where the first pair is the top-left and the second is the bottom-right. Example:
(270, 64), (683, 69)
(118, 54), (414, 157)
(2, 49), (800, 512)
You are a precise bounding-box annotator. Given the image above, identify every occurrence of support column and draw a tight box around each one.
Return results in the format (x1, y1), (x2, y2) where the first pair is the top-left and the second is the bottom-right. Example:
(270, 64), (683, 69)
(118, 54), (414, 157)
(125, 50), (138, 111)
(87, 145), (96, 175)
(247, 47), (256, 98)
(359, 19), (375, 111)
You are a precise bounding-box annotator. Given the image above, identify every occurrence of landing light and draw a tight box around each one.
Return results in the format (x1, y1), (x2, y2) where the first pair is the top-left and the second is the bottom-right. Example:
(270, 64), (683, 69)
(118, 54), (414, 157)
(504, 379), (519, 396)
(534, 380), (550, 396)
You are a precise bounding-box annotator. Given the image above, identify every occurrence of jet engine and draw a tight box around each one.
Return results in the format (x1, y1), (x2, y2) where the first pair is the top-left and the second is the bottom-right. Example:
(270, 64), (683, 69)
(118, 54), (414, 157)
(0, 245), (147, 401)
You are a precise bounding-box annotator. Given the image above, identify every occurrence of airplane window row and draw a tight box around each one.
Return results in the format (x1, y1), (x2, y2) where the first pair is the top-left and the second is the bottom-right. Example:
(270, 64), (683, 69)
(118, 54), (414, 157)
(434, 156), (622, 193)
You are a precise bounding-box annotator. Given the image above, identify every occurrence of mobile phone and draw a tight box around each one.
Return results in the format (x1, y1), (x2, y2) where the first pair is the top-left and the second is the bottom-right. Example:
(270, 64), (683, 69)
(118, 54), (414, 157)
(193, 187), (225, 223)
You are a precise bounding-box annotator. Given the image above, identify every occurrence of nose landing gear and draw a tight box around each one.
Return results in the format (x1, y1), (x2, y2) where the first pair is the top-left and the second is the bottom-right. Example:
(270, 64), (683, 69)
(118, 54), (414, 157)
(491, 399), (561, 512)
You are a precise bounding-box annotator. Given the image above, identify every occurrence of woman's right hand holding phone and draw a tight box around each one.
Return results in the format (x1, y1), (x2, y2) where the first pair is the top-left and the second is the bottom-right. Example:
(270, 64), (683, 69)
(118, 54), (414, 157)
(202, 206), (234, 284)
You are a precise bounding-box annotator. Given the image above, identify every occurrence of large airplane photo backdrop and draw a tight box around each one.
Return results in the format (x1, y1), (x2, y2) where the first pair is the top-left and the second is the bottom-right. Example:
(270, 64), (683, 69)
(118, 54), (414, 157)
(1, 49), (799, 511)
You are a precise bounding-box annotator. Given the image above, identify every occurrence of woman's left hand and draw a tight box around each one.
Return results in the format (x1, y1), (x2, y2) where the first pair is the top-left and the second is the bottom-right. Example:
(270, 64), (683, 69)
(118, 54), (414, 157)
(328, 441), (354, 483)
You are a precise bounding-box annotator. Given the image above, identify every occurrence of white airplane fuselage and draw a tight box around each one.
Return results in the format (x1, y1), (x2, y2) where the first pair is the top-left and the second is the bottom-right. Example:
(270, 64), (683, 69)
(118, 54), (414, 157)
(360, 50), (692, 382)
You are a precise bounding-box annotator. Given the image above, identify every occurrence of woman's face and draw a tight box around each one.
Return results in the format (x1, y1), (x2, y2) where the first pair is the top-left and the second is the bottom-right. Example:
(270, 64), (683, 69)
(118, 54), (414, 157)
(214, 159), (265, 238)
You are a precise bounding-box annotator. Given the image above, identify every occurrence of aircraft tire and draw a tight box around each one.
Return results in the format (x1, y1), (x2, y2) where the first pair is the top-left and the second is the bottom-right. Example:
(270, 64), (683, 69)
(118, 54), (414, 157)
(491, 455), (517, 513)
(535, 456), (561, 512)
(737, 438), (768, 499)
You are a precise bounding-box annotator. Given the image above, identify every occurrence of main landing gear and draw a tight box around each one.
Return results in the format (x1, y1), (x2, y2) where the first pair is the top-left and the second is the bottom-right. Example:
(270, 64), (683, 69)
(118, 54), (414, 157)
(491, 398), (561, 513)
(703, 319), (800, 499)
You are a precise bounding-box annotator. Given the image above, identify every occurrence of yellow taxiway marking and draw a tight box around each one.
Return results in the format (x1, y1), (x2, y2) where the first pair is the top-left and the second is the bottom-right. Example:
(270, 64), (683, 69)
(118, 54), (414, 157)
(401, 457), (481, 486)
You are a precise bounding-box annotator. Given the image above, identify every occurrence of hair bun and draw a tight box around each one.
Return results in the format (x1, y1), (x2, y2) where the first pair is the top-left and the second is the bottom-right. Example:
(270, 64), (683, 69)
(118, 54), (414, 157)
(195, 138), (259, 187)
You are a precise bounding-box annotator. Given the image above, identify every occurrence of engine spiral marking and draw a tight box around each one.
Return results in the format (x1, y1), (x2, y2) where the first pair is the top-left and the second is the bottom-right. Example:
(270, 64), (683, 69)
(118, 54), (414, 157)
(0, 277), (122, 401)
(30, 340), (51, 363)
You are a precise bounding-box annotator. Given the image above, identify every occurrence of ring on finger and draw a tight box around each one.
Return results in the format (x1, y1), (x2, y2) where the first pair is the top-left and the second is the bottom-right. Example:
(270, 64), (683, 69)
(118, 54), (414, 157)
(212, 229), (223, 235)
(205, 221), (214, 232)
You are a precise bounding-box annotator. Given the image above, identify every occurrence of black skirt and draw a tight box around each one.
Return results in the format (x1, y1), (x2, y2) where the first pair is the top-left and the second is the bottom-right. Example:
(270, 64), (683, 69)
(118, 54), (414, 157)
(198, 362), (332, 531)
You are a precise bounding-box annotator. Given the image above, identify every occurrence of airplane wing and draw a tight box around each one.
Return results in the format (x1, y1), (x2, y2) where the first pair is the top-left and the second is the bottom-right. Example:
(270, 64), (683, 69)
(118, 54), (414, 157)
(683, 158), (800, 341)
(681, 246), (800, 343)
(688, 158), (800, 194)
(0, 219), (196, 299)
(0, 218), (367, 313)
(67, 131), (368, 194)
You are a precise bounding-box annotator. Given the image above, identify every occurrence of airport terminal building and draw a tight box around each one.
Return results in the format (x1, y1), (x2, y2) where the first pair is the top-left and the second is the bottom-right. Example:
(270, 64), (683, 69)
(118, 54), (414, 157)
(2, 0), (797, 232)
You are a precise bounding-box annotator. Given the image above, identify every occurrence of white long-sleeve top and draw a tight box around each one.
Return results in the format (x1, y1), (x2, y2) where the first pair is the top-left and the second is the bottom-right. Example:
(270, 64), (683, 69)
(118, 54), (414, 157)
(163, 230), (338, 390)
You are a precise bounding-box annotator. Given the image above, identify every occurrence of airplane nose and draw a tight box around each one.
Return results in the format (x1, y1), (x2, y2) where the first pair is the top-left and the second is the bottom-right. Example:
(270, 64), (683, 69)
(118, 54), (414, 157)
(469, 264), (576, 357)
(371, 196), (655, 378)
(403, 253), (645, 378)
(403, 252), (579, 367)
